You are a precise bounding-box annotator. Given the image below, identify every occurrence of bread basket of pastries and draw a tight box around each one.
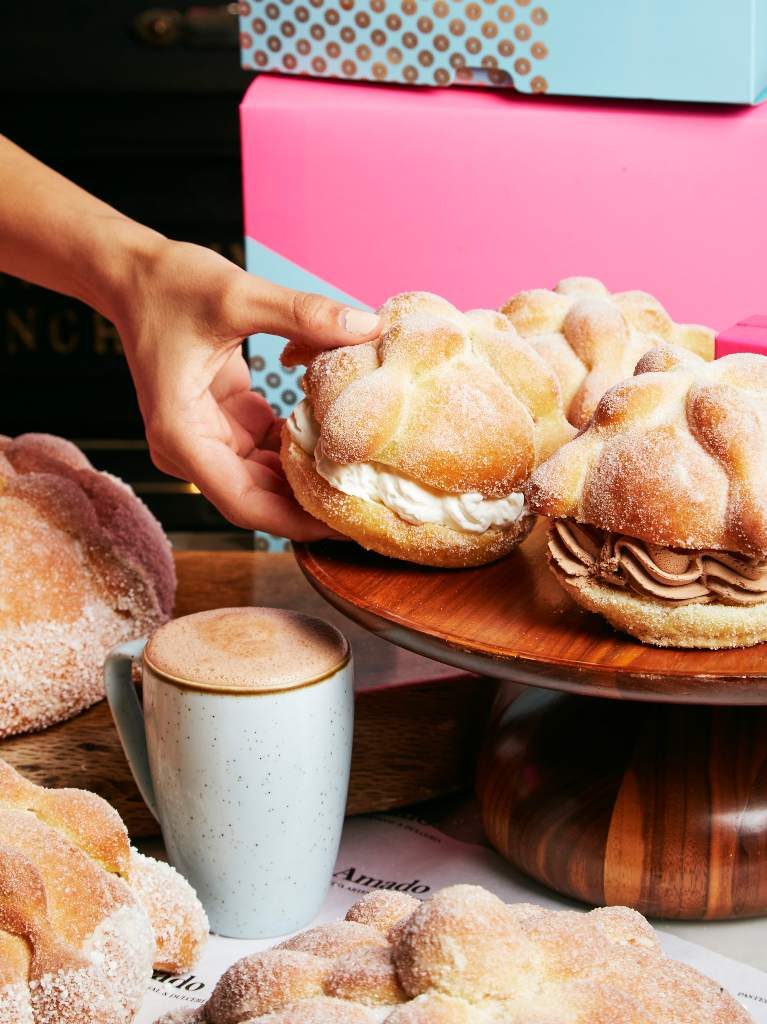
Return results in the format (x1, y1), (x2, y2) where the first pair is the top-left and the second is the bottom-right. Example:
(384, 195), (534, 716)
(281, 291), (576, 568)
(0, 433), (175, 739)
(0, 757), (207, 1023)
(154, 884), (750, 1023)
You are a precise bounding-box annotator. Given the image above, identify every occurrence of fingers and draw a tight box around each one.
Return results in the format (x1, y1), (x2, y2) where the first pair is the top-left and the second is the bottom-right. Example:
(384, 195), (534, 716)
(163, 436), (332, 539)
(261, 418), (284, 453)
(219, 389), (279, 452)
(147, 409), (339, 539)
(209, 347), (254, 402)
(247, 448), (283, 477)
(152, 444), (335, 539)
(243, 276), (381, 352)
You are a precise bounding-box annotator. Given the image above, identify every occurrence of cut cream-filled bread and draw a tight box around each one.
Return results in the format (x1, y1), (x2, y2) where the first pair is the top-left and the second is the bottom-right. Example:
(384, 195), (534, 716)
(281, 292), (575, 568)
(528, 345), (767, 648)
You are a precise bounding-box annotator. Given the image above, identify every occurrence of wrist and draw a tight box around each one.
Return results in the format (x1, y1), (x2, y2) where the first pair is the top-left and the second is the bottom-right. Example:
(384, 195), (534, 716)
(77, 214), (166, 326)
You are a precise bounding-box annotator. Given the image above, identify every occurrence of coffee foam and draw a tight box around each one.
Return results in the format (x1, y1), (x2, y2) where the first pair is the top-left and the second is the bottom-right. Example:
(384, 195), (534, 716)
(144, 607), (349, 692)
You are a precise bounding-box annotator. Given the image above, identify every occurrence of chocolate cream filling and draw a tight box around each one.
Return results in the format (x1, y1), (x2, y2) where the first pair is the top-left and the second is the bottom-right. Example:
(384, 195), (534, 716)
(548, 520), (767, 607)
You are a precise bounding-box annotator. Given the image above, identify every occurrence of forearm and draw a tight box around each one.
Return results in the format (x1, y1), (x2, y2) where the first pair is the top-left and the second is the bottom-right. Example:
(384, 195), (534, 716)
(0, 134), (163, 320)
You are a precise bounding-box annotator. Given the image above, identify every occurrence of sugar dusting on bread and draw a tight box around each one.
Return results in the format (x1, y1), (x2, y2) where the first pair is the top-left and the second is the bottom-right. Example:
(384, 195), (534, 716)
(345, 891), (419, 934)
(528, 347), (767, 558)
(0, 759), (207, 1023)
(528, 346), (767, 646)
(293, 291), (574, 497)
(167, 884), (750, 1024)
(0, 434), (175, 738)
(129, 850), (209, 972)
(205, 950), (330, 1023)
(325, 947), (406, 1007)
(501, 277), (715, 430)
(278, 922), (390, 959)
(281, 291), (577, 567)
(0, 805), (154, 1024)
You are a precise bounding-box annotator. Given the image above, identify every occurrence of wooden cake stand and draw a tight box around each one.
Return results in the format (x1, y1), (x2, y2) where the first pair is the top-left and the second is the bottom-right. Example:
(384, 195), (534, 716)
(295, 522), (767, 921)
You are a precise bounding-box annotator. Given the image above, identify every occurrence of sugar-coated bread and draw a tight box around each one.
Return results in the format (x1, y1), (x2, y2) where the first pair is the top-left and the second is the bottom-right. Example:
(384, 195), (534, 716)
(129, 849), (209, 972)
(0, 758), (207, 1024)
(159, 883), (750, 1024)
(281, 292), (574, 567)
(391, 885), (526, 1000)
(501, 277), (714, 428)
(0, 433), (176, 738)
(528, 346), (767, 647)
(528, 347), (767, 556)
(345, 890), (420, 934)
(277, 921), (390, 958)
(325, 946), (406, 1006)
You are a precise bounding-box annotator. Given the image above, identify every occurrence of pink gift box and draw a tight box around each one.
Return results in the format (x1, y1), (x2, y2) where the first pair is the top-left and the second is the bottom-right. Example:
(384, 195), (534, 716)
(716, 316), (767, 358)
(242, 76), (766, 333)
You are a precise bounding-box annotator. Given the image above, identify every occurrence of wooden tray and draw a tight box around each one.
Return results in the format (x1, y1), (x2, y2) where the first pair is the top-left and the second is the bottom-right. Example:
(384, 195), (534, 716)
(294, 521), (767, 706)
(0, 551), (496, 837)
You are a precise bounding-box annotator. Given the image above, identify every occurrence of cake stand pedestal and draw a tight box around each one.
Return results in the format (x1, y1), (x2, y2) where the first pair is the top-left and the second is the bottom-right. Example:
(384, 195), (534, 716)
(294, 522), (767, 920)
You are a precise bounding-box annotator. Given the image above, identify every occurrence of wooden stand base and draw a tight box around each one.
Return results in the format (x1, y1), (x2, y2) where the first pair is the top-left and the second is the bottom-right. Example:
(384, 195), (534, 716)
(478, 685), (767, 920)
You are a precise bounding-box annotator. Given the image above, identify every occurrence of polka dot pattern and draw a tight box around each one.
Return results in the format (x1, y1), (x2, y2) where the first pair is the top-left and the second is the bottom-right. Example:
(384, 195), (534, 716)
(239, 0), (550, 91)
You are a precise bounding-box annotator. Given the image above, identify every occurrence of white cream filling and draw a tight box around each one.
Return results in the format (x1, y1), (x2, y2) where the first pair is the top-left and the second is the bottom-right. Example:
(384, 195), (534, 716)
(287, 399), (526, 534)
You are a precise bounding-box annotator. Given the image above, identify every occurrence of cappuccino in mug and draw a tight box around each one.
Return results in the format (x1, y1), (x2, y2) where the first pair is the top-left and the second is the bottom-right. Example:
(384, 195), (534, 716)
(106, 607), (353, 938)
(146, 606), (348, 692)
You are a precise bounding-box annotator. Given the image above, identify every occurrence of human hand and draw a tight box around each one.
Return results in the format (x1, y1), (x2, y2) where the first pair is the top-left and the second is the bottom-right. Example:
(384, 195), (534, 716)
(0, 138), (379, 539)
(111, 235), (380, 539)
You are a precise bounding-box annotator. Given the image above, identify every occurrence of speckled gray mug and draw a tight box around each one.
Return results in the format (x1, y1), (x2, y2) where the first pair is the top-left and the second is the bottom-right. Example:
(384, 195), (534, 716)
(105, 606), (353, 939)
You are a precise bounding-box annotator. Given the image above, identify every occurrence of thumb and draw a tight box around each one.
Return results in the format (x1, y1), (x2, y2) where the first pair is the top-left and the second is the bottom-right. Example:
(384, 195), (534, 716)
(246, 275), (381, 351)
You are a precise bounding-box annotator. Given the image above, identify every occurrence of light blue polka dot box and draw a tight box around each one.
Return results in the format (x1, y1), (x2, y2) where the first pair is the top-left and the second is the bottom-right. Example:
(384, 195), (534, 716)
(241, 0), (767, 104)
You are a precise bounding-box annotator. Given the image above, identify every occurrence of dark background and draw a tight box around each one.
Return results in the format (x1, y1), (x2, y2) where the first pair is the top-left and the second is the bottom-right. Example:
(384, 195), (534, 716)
(0, 1), (252, 529)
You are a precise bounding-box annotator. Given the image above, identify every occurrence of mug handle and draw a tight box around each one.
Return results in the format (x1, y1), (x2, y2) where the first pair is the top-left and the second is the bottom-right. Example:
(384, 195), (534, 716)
(104, 637), (159, 822)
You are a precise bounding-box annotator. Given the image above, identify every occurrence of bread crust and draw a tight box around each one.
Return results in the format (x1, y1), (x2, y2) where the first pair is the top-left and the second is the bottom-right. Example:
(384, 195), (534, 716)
(281, 432), (535, 568)
(527, 346), (767, 558)
(550, 560), (767, 649)
(285, 291), (574, 500)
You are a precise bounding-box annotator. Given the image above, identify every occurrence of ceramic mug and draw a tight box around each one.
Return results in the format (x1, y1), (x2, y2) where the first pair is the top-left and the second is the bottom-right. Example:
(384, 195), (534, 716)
(105, 606), (353, 939)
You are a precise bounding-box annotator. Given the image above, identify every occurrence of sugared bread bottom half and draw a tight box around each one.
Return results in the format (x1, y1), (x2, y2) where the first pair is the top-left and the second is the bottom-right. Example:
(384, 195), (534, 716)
(551, 562), (767, 649)
(282, 434), (535, 569)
